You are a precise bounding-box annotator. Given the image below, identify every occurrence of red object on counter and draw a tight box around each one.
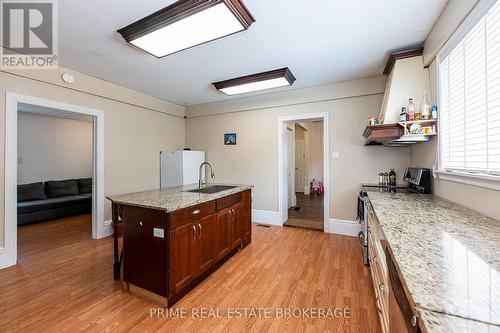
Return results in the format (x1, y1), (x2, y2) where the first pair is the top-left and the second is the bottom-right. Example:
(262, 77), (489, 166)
(310, 181), (314, 195)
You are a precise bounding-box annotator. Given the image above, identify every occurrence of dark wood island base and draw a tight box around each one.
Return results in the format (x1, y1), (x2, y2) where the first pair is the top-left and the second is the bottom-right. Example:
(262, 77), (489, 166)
(110, 189), (252, 307)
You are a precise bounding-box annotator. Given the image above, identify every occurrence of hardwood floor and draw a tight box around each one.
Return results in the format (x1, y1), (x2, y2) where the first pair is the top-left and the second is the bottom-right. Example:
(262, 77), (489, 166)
(286, 193), (324, 230)
(0, 215), (381, 332)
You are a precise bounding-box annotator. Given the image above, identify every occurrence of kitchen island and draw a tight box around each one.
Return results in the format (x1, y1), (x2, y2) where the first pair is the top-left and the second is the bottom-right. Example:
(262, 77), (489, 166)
(367, 191), (500, 333)
(107, 183), (252, 307)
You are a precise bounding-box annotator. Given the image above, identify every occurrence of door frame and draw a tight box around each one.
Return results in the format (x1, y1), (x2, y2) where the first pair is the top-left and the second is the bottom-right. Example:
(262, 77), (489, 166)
(2, 92), (105, 269)
(277, 112), (329, 232)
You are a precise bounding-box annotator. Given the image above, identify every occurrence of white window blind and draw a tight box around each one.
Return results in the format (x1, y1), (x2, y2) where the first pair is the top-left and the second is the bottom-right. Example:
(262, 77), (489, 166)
(439, 0), (500, 175)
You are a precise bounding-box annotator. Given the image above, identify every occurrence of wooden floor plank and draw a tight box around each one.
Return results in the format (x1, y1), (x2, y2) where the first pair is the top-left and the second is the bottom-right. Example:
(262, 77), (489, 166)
(0, 214), (381, 333)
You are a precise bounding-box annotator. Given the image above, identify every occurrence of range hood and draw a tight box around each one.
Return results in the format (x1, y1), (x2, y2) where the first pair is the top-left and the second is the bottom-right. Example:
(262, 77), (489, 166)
(363, 47), (432, 146)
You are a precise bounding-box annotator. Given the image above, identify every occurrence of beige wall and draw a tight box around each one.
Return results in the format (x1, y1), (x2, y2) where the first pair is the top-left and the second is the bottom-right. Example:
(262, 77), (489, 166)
(186, 77), (410, 220)
(423, 0), (479, 66)
(17, 113), (93, 184)
(302, 121), (324, 183)
(0, 66), (185, 247)
(409, 60), (500, 221)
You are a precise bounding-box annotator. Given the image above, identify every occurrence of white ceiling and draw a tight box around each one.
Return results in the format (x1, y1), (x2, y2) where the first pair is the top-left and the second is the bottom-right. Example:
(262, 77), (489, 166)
(59, 0), (447, 106)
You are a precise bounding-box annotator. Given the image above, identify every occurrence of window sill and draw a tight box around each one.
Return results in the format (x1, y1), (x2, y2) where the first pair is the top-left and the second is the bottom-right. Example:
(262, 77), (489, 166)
(436, 170), (500, 192)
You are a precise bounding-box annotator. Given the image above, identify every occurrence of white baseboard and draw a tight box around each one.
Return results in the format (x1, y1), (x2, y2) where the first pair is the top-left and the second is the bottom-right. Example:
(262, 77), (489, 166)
(326, 219), (362, 237)
(252, 209), (282, 226)
(0, 246), (16, 270)
(102, 220), (113, 238)
(250, 211), (361, 237)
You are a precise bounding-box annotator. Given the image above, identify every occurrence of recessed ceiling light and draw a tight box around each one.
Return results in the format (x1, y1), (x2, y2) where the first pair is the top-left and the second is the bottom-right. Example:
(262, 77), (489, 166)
(117, 0), (255, 58)
(213, 68), (296, 95)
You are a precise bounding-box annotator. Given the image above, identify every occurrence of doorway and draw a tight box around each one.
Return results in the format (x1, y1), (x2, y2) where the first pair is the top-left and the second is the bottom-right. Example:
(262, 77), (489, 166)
(2, 93), (105, 269)
(278, 113), (329, 232)
(17, 106), (94, 260)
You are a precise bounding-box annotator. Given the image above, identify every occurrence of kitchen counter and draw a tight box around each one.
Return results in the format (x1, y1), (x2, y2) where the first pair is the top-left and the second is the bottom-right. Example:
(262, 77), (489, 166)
(368, 191), (500, 331)
(106, 183), (252, 212)
(419, 310), (500, 333)
(107, 183), (253, 307)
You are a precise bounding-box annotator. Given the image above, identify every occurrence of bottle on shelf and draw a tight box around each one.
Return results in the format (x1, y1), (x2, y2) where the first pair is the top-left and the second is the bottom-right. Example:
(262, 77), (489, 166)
(399, 107), (408, 122)
(431, 105), (438, 119)
(407, 98), (415, 121)
(421, 91), (431, 120)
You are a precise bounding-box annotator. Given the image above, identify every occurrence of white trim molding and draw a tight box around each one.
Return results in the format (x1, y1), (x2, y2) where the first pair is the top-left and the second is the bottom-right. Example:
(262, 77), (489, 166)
(277, 112), (330, 232)
(103, 220), (114, 238)
(252, 209), (282, 226)
(0, 247), (13, 269)
(326, 219), (362, 237)
(2, 92), (106, 270)
(436, 170), (500, 192)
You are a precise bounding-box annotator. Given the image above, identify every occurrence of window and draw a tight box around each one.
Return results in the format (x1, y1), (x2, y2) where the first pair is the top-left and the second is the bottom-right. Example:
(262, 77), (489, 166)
(439, 0), (500, 177)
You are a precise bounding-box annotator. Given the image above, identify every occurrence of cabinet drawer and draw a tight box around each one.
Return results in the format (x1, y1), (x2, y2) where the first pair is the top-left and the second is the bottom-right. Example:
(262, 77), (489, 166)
(171, 201), (215, 229)
(216, 192), (242, 211)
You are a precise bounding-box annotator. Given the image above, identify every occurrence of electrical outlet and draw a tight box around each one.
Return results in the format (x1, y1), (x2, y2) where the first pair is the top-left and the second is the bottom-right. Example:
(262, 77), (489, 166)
(153, 228), (164, 238)
(332, 152), (340, 160)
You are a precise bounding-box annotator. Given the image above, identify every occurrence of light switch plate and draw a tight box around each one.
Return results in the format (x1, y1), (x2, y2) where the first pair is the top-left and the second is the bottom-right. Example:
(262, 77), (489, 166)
(153, 228), (165, 238)
(332, 152), (340, 160)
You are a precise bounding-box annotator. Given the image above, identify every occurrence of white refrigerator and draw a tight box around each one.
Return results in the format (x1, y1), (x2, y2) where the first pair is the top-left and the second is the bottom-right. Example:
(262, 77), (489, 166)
(160, 150), (205, 188)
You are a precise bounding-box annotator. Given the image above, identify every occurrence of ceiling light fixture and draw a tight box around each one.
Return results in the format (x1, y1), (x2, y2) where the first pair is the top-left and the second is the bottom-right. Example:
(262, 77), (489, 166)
(213, 68), (296, 95)
(117, 0), (255, 58)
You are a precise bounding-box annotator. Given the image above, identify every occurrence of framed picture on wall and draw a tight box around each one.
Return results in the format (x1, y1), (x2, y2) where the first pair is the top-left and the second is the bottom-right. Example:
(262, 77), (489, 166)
(224, 133), (237, 145)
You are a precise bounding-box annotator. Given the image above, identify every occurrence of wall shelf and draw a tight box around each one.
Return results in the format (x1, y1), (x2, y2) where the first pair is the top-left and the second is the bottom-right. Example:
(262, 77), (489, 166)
(398, 119), (438, 137)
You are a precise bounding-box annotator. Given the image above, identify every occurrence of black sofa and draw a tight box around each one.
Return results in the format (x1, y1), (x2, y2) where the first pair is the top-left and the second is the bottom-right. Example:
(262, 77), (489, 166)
(17, 178), (92, 226)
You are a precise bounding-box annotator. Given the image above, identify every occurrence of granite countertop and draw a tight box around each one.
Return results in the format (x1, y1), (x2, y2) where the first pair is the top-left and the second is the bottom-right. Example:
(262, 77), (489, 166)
(368, 192), (500, 331)
(106, 183), (252, 212)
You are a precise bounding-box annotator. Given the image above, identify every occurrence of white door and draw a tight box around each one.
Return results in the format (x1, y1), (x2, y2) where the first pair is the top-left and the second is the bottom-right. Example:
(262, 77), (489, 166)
(287, 128), (294, 209)
(295, 139), (305, 192)
(281, 123), (290, 222)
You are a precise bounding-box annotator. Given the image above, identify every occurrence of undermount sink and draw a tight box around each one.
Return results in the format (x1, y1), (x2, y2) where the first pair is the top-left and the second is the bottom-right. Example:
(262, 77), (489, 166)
(187, 185), (237, 194)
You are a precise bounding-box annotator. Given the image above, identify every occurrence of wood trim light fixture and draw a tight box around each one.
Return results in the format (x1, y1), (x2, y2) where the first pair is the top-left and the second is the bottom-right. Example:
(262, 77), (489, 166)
(117, 0), (255, 57)
(213, 68), (296, 95)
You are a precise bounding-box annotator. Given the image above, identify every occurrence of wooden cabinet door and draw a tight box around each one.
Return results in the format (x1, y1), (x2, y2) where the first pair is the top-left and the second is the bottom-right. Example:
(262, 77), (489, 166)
(215, 208), (231, 260)
(169, 222), (196, 296)
(230, 203), (243, 249)
(196, 214), (216, 274)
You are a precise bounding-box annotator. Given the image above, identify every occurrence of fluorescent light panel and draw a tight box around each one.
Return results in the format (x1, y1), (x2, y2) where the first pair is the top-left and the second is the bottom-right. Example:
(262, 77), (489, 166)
(219, 77), (291, 95)
(118, 0), (255, 57)
(213, 68), (296, 95)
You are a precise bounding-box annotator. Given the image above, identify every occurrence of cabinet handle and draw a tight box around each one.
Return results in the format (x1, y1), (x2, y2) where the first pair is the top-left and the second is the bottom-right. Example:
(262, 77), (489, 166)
(411, 315), (418, 327)
(372, 256), (378, 263)
(192, 209), (201, 215)
(192, 225), (197, 241)
(378, 283), (386, 294)
(229, 209), (233, 222)
(198, 223), (202, 239)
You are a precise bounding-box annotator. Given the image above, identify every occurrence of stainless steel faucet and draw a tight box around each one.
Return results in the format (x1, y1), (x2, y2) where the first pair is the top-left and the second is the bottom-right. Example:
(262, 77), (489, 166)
(199, 162), (215, 188)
